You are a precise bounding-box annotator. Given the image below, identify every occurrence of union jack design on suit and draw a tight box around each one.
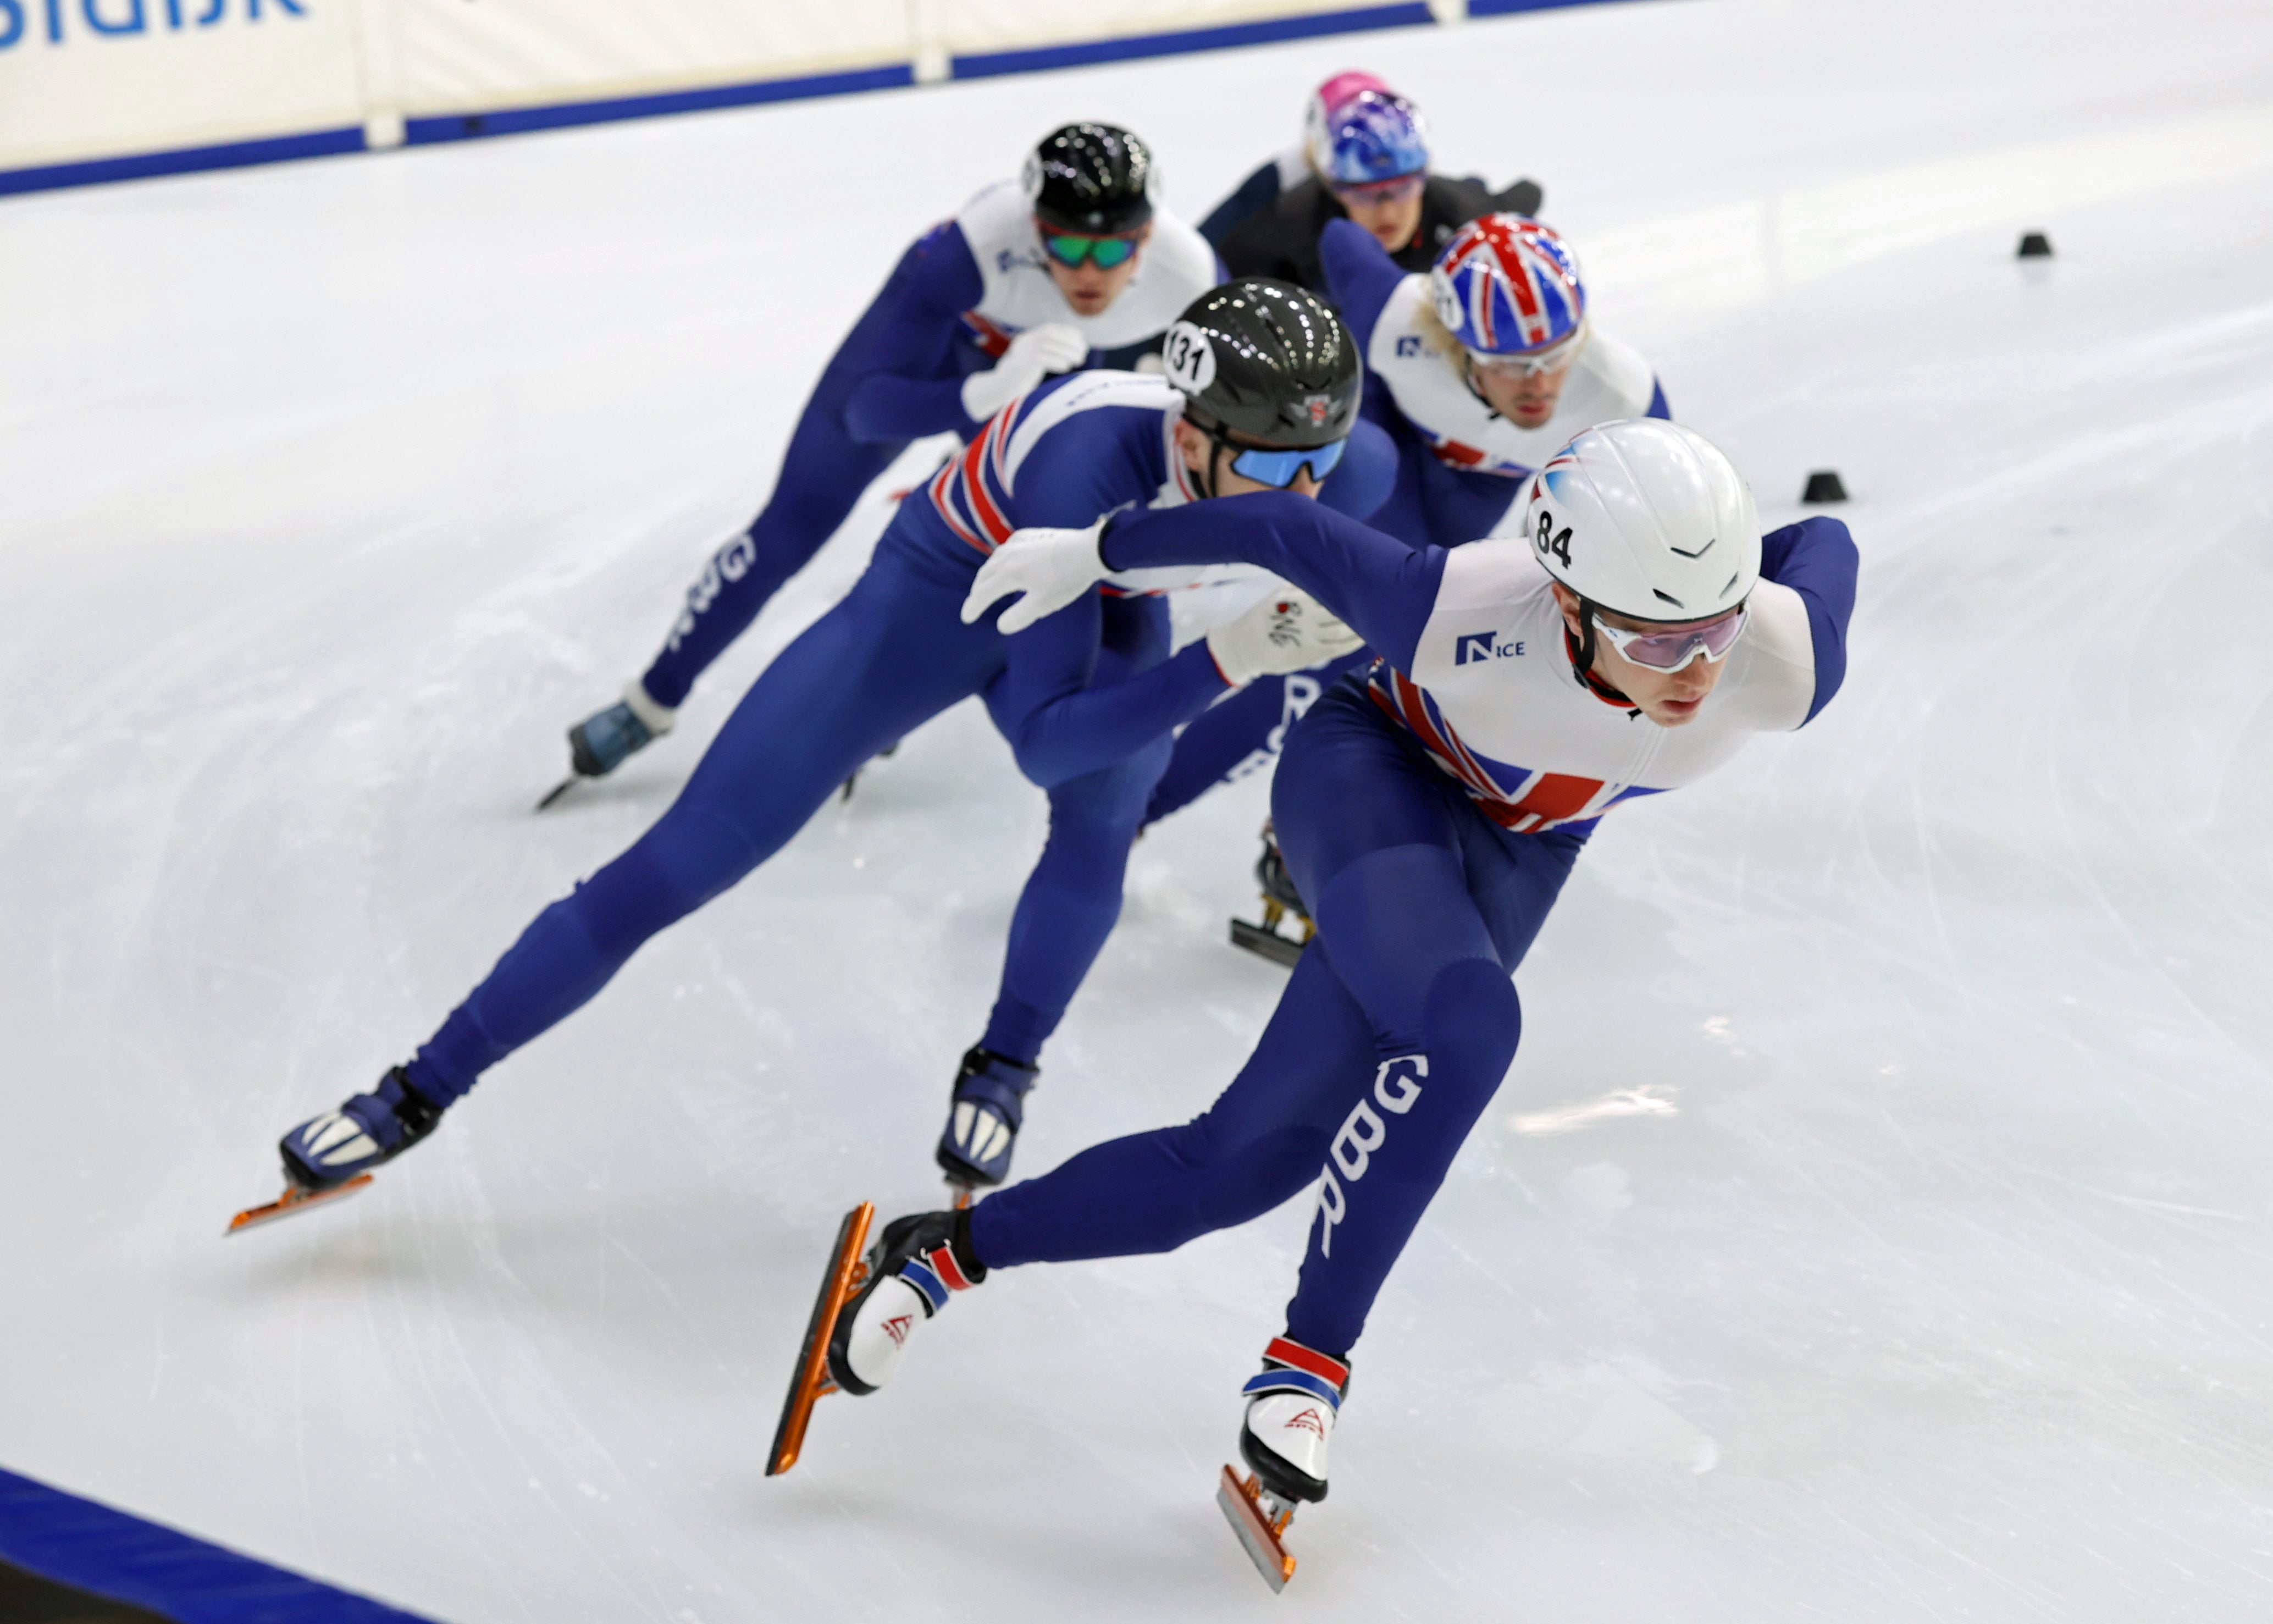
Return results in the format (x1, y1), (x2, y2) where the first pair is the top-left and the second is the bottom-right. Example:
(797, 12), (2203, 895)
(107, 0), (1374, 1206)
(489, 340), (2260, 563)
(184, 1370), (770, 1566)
(1365, 665), (1658, 832)
(928, 397), (1027, 555)
(959, 309), (1016, 359)
(927, 373), (1201, 560)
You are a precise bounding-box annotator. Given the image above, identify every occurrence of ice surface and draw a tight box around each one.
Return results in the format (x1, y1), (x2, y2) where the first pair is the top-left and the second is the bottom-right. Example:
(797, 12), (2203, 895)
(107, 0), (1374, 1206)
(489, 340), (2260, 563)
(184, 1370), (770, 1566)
(4, 2), (2273, 1618)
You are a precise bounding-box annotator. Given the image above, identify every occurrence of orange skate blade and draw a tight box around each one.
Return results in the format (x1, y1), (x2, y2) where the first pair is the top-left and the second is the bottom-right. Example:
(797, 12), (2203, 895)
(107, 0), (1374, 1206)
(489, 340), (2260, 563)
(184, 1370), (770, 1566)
(766, 1201), (876, 1478)
(1216, 1465), (1297, 1591)
(225, 1174), (375, 1236)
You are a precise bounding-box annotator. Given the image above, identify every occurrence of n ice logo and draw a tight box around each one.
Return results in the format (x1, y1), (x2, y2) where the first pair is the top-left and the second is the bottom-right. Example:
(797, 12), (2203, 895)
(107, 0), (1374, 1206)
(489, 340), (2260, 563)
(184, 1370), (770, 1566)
(1396, 335), (1422, 357)
(1315, 1055), (1427, 1257)
(1456, 631), (1524, 665)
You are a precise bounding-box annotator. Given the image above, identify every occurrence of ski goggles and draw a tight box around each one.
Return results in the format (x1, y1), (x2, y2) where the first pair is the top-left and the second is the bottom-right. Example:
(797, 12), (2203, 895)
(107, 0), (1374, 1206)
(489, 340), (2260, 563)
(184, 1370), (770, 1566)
(1041, 230), (1142, 269)
(1592, 602), (1749, 672)
(1228, 436), (1347, 488)
(1330, 172), (1426, 206)
(1469, 321), (1588, 379)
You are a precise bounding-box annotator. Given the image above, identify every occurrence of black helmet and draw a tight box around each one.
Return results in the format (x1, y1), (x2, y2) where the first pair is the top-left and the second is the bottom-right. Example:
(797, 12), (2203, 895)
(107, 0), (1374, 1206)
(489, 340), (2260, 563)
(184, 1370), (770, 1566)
(1161, 280), (1361, 450)
(1024, 123), (1156, 236)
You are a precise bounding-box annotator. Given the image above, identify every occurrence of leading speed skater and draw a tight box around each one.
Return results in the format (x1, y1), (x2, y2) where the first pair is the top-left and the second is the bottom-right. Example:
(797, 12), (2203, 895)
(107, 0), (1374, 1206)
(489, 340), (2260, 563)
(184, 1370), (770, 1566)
(778, 416), (1859, 1581)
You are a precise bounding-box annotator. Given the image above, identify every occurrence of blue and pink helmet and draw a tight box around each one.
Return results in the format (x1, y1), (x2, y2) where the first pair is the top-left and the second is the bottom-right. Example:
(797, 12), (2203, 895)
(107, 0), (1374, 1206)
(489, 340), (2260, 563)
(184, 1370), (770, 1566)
(1428, 214), (1588, 360)
(1303, 73), (1430, 189)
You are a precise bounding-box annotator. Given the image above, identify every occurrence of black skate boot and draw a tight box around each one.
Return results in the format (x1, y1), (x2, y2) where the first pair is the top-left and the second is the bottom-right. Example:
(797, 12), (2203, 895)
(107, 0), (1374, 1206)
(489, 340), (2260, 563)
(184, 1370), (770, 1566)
(278, 1066), (446, 1191)
(934, 1046), (1038, 1192)
(539, 682), (677, 808)
(1230, 821), (1314, 968)
(824, 1208), (987, 1396)
(231, 1065), (448, 1234)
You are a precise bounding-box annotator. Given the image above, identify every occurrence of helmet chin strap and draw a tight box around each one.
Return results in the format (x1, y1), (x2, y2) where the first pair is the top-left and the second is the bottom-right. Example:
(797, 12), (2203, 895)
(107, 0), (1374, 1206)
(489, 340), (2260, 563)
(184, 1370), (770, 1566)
(1188, 414), (1237, 500)
(1565, 597), (1637, 710)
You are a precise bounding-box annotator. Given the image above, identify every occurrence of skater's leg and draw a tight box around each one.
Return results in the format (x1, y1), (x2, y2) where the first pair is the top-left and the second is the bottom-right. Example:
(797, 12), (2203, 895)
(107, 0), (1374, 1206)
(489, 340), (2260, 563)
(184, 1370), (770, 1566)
(411, 554), (997, 1100)
(638, 408), (906, 710)
(1143, 649), (1369, 826)
(1268, 692), (1586, 1358)
(938, 596), (1176, 1185)
(974, 738), (1169, 1064)
(969, 943), (1378, 1265)
(967, 686), (1469, 1268)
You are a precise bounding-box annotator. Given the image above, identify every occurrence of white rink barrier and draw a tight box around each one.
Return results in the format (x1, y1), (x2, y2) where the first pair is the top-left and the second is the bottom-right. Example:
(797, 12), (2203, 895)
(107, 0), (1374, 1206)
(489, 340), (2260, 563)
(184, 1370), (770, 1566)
(0, 0), (1610, 197)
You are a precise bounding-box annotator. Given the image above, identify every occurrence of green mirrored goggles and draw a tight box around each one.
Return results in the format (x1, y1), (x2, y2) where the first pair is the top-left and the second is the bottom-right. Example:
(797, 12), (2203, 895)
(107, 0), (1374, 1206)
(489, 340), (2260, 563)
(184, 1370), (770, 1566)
(1043, 232), (1140, 270)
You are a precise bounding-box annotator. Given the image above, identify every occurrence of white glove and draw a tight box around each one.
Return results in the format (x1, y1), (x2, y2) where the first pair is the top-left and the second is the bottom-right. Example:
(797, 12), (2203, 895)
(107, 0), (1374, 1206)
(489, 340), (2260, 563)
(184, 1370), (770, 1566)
(961, 518), (1111, 632)
(960, 323), (1091, 421)
(1204, 589), (1363, 686)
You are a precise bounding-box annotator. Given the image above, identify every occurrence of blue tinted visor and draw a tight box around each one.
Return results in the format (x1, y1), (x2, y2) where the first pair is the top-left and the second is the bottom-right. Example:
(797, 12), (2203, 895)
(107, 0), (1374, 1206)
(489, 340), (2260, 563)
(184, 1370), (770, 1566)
(1227, 437), (1347, 488)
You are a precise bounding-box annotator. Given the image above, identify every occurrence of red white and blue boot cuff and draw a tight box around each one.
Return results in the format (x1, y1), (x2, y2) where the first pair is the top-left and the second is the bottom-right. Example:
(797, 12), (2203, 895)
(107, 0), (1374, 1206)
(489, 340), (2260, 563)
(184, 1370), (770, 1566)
(826, 1212), (986, 1395)
(1238, 1337), (1347, 1504)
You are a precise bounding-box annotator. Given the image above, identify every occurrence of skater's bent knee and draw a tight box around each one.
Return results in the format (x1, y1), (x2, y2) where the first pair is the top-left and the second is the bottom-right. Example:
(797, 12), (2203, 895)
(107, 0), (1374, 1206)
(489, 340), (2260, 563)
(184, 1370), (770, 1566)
(1423, 958), (1521, 1087)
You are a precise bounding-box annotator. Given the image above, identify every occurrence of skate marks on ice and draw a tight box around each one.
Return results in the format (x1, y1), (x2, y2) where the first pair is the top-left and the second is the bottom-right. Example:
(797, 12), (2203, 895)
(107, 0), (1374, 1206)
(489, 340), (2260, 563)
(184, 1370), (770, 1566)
(1579, 104), (2273, 341)
(1552, 1361), (1722, 1476)
(1507, 1085), (1680, 1137)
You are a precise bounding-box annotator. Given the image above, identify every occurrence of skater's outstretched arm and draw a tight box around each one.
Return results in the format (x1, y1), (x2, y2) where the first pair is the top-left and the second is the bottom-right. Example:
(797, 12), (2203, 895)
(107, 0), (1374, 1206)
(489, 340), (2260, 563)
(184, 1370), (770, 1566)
(837, 222), (991, 445)
(1760, 516), (1859, 723)
(1102, 494), (1445, 672)
(986, 594), (1229, 788)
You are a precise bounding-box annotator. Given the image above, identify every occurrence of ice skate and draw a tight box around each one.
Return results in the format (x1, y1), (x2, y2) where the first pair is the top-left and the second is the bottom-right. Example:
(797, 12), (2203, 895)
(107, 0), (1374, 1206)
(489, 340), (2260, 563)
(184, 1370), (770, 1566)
(228, 1067), (444, 1235)
(766, 1202), (873, 1476)
(538, 681), (677, 808)
(1230, 821), (1314, 968)
(767, 1206), (985, 1476)
(1218, 1337), (1347, 1590)
(934, 1046), (1038, 1195)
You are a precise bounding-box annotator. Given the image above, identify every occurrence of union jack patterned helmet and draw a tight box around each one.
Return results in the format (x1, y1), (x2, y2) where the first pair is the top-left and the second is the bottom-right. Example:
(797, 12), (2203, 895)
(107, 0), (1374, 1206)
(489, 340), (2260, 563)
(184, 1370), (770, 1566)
(1429, 215), (1587, 359)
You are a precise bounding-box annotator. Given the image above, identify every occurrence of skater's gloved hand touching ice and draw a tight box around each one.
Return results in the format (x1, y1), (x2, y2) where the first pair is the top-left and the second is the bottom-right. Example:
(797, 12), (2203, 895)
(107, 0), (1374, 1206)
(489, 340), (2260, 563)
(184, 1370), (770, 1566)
(962, 517), (1111, 633)
(960, 323), (1091, 422)
(1203, 590), (1361, 686)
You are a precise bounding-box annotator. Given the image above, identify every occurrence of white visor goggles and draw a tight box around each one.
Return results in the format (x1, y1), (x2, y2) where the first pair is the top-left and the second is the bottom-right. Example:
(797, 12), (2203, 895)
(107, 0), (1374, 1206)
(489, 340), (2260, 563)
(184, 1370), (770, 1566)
(1467, 319), (1588, 379)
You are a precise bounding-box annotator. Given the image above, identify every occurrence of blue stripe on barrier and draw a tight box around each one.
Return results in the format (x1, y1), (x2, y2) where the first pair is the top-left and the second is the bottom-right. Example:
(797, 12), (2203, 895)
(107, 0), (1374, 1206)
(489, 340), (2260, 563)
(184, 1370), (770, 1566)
(0, 127), (365, 199)
(1468, 0), (1605, 13)
(0, 0), (1639, 200)
(0, 1466), (439, 1624)
(947, 2), (1435, 79)
(400, 63), (916, 146)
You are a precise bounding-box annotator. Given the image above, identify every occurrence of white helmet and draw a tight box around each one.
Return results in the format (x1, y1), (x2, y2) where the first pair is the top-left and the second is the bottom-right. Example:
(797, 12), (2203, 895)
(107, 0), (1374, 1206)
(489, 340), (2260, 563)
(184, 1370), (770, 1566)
(1522, 419), (1759, 623)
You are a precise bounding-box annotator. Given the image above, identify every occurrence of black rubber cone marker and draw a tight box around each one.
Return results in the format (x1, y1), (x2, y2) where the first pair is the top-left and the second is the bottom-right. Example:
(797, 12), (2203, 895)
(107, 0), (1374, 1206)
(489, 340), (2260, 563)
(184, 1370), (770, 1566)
(1802, 471), (1848, 504)
(2017, 231), (2053, 258)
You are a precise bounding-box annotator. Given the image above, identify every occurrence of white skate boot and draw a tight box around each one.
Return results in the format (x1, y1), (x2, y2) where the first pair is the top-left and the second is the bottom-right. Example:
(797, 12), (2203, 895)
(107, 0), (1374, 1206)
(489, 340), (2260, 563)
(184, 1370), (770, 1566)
(1218, 1336), (1349, 1589)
